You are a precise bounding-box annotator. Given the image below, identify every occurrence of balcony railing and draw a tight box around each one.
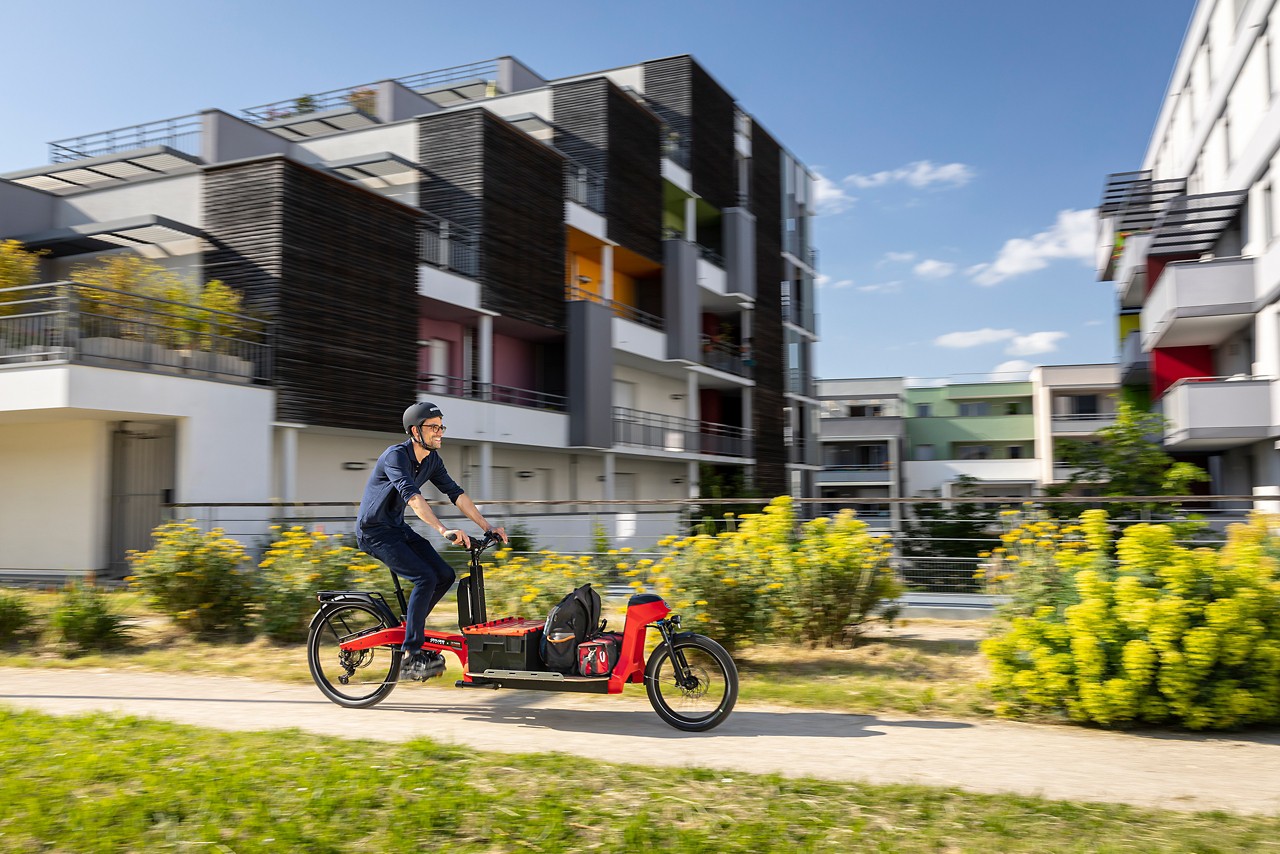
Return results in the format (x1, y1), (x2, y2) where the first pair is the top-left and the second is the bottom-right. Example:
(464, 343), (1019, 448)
(697, 244), (725, 269)
(395, 60), (500, 96)
(1050, 412), (1118, 434)
(817, 464), (892, 484)
(1119, 329), (1150, 384)
(1140, 256), (1254, 350)
(700, 335), (750, 377)
(419, 216), (480, 278)
(565, 285), (664, 331)
(661, 125), (691, 169)
(786, 367), (815, 397)
(612, 406), (752, 458)
(417, 374), (567, 412)
(48, 114), (204, 163)
(242, 83), (381, 125)
(1162, 376), (1272, 450)
(0, 282), (271, 382)
(564, 160), (605, 213)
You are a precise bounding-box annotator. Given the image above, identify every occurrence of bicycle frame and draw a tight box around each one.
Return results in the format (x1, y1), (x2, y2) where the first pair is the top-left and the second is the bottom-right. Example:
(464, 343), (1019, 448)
(334, 535), (679, 694)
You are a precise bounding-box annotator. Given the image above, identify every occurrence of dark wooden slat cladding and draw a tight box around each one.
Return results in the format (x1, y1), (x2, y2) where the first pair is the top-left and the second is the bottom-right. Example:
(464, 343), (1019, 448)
(689, 63), (736, 213)
(482, 112), (566, 330)
(750, 122), (787, 497)
(553, 77), (663, 263)
(643, 56), (691, 159)
(203, 157), (419, 431)
(419, 109), (566, 330)
(418, 110), (486, 233)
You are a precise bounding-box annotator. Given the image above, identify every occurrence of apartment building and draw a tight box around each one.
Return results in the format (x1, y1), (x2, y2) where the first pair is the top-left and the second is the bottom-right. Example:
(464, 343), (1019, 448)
(0, 55), (819, 576)
(816, 364), (1119, 519)
(1098, 0), (1280, 497)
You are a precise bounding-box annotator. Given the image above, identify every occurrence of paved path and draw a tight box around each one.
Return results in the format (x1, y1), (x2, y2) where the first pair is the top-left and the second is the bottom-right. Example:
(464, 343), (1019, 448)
(3, 667), (1278, 815)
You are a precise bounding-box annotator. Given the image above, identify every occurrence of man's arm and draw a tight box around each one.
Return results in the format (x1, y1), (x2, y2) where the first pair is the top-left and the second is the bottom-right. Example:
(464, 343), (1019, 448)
(455, 494), (508, 546)
(406, 493), (452, 538)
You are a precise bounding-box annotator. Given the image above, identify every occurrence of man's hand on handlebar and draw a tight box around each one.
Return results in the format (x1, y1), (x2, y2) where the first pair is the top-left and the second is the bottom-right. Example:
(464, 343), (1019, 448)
(444, 528), (509, 549)
(489, 526), (509, 545)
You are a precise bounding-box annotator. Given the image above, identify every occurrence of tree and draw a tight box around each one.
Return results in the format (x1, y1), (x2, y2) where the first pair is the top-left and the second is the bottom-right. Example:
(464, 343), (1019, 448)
(1048, 400), (1208, 500)
(0, 240), (43, 316)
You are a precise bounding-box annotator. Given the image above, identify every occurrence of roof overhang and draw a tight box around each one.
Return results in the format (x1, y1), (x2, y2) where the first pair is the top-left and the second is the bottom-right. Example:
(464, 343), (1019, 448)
(325, 151), (422, 186)
(12, 215), (206, 257)
(1, 146), (202, 194)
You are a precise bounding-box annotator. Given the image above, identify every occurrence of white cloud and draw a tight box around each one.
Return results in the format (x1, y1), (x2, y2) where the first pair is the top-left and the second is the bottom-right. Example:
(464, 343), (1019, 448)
(1083, 319), (1104, 327)
(934, 328), (1017, 348)
(1006, 331), (1067, 356)
(830, 278), (855, 289)
(880, 251), (917, 265)
(846, 160), (975, 190)
(989, 360), (1033, 381)
(813, 171), (856, 215)
(815, 274), (854, 289)
(914, 259), (956, 279)
(857, 281), (902, 294)
(969, 208), (1098, 286)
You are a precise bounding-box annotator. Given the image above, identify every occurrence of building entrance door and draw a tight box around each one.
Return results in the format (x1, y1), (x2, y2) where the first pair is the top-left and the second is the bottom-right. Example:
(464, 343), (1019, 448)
(108, 421), (176, 578)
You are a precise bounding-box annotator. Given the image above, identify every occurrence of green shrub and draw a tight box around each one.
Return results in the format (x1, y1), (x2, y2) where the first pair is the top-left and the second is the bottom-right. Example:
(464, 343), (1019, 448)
(50, 584), (131, 655)
(982, 510), (1280, 729)
(256, 527), (382, 642)
(0, 590), (38, 646)
(647, 496), (900, 650)
(128, 521), (256, 639)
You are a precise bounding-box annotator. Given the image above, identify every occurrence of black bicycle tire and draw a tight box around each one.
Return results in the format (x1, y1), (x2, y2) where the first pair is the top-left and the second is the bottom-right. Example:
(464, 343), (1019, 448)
(308, 602), (402, 709)
(644, 634), (738, 732)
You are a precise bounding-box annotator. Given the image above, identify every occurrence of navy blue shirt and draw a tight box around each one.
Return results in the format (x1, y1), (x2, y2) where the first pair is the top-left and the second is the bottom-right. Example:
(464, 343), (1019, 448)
(355, 439), (464, 536)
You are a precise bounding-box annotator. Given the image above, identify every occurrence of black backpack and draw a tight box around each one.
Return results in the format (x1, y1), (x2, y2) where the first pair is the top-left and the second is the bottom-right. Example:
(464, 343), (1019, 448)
(541, 584), (602, 674)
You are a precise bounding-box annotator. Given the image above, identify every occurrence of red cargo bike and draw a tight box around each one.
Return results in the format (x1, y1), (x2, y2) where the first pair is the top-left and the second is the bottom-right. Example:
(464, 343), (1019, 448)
(306, 531), (738, 731)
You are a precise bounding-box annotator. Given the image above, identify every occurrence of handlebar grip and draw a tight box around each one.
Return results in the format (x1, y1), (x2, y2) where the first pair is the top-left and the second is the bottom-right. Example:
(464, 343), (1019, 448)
(444, 530), (460, 543)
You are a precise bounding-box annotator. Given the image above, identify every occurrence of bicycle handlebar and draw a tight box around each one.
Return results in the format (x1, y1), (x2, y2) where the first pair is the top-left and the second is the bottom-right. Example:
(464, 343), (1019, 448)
(444, 529), (502, 554)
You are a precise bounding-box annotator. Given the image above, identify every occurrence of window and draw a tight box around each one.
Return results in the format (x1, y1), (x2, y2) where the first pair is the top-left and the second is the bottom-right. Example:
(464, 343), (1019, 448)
(915, 444), (935, 461)
(959, 402), (990, 417)
(915, 403), (932, 418)
(1005, 401), (1020, 415)
(956, 445), (992, 460)
(1008, 446), (1024, 460)
(849, 404), (883, 418)
(1070, 394), (1100, 416)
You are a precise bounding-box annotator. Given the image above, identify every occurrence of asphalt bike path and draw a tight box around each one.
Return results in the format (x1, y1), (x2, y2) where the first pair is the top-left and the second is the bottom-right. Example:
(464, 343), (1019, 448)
(3, 666), (1278, 815)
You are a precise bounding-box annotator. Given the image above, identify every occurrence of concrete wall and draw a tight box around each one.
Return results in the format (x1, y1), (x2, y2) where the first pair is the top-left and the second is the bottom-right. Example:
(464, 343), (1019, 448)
(0, 420), (110, 572)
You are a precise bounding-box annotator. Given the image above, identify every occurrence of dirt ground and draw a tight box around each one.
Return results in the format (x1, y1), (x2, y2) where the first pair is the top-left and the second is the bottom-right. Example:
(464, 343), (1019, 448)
(3, 664), (1278, 816)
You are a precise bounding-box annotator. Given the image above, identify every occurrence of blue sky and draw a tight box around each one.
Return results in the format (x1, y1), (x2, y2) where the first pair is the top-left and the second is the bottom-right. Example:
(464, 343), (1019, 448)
(0, 0), (1197, 381)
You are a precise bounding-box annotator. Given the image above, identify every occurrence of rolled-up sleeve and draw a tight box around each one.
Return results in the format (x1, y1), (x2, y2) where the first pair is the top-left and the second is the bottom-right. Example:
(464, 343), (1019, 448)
(384, 446), (422, 503)
(431, 459), (465, 505)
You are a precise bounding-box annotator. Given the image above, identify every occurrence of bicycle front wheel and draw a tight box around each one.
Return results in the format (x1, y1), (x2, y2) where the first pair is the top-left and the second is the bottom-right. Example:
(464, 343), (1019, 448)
(645, 634), (738, 732)
(308, 602), (402, 708)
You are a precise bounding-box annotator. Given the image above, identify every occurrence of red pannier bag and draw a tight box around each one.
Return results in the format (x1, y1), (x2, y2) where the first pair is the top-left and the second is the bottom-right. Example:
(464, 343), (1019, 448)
(577, 633), (620, 676)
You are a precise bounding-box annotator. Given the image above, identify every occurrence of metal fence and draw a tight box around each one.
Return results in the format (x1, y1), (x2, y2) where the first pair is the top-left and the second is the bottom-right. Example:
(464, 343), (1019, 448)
(48, 114), (204, 162)
(416, 374), (567, 412)
(419, 215), (480, 278)
(564, 161), (605, 212)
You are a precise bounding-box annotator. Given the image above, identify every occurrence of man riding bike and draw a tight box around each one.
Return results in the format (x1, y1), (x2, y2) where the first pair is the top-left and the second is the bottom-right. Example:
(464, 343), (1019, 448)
(355, 401), (508, 681)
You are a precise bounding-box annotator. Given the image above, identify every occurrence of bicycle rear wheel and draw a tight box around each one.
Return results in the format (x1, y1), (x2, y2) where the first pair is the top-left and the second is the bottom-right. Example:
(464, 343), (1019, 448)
(645, 634), (738, 732)
(308, 602), (402, 708)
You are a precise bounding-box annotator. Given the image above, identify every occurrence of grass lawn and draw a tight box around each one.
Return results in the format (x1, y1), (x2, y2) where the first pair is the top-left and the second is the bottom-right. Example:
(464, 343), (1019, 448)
(2, 588), (995, 718)
(1, 707), (1275, 853)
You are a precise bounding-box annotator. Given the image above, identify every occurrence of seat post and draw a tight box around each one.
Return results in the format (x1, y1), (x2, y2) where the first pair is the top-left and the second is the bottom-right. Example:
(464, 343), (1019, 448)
(389, 569), (408, 618)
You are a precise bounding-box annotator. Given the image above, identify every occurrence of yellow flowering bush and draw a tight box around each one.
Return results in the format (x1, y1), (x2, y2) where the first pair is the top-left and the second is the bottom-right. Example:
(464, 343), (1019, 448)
(982, 510), (1280, 729)
(648, 496), (900, 650)
(480, 548), (617, 618)
(257, 527), (383, 642)
(127, 521), (255, 638)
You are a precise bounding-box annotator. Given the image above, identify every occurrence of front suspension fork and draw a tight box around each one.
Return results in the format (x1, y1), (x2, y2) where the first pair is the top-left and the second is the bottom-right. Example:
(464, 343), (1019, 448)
(655, 616), (698, 690)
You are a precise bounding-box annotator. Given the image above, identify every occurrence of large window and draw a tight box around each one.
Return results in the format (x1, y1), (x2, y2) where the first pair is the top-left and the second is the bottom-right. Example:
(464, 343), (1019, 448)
(958, 402), (991, 417)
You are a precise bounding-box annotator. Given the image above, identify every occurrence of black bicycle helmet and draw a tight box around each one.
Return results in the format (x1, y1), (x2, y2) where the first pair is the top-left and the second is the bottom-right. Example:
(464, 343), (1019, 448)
(402, 401), (444, 434)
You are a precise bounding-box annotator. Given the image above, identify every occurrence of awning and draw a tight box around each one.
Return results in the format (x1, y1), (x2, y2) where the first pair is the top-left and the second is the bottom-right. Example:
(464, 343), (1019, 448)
(1150, 190), (1247, 258)
(325, 151), (422, 186)
(256, 107), (379, 140)
(11, 215), (206, 257)
(1, 146), (201, 194)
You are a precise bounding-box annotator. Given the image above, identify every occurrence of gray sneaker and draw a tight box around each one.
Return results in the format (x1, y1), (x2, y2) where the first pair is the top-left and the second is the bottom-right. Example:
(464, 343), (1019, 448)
(399, 650), (446, 682)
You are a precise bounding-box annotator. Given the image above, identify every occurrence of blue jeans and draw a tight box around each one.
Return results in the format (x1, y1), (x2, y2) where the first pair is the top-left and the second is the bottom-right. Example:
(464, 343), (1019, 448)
(357, 527), (456, 653)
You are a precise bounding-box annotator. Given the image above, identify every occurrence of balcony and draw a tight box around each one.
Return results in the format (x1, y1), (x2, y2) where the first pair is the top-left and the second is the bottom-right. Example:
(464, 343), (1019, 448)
(1050, 412), (1118, 435)
(242, 83), (382, 139)
(819, 415), (903, 440)
(417, 374), (566, 412)
(612, 406), (752, 459)
(566, 286), (663, 331)
(818, 464), (892, 485)
(0, 282), (271, 382)
(1140, 257), (1254, 350)
(700, 335), (750, 377)
(419, 216), (480, 279)
(564, 160), (605, 213)
(1119, 329), (1150, 385)
(1114, 232), (1152, 309)
(1162, 376), (1272, 450)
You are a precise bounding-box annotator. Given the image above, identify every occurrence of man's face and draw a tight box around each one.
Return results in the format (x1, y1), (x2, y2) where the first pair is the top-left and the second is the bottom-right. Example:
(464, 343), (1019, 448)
(417, 417), (445, 450)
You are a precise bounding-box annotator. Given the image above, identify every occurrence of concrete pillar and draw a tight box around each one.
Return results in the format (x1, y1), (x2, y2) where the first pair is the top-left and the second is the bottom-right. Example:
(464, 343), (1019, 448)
(278, 424), (301, 502)
(478, 314), (493, 388)
(479, 440), (493, 501)
(687, 460), (698, 499)
(685, 197), (697, 243)
(603, 452), (615, 501)
(602, 244), (614, 302)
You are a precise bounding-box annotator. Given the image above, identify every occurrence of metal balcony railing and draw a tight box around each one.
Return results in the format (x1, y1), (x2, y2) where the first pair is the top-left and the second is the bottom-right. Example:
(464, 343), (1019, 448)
(419, 215), (480, 278)
(242, 83), (381, 124)
(0, 282), (271, 382)
(564, 160), (605, 212)
(700, 334), (750, 377)
(564, 285), (664, 331)
(417, 374), (566, 412)
(612, 406), (752, 458)
(697, 244), (725, 269)
(396, 60), (500, 95)
(661, 125), (691, 169)
(48, 114), (204, 163)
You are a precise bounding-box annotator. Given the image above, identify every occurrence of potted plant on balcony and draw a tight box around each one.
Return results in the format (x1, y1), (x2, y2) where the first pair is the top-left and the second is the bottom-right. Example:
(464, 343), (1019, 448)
(345, 87), (377, 116)
(0, 240), (46, 361)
